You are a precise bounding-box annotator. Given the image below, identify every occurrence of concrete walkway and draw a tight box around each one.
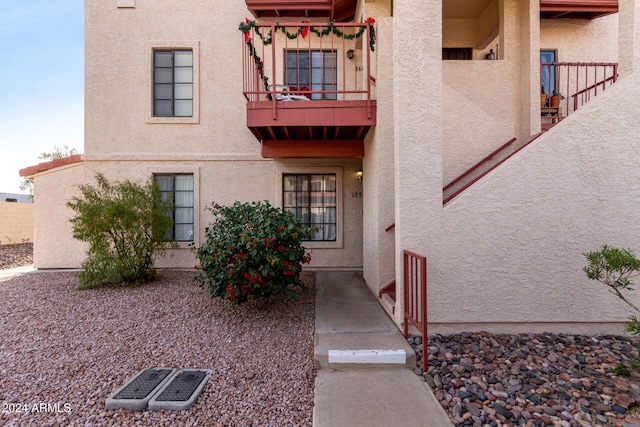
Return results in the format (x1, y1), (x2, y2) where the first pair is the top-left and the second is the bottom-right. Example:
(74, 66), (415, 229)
(0, 264), (34, 281)
(313, 271), (453, 427)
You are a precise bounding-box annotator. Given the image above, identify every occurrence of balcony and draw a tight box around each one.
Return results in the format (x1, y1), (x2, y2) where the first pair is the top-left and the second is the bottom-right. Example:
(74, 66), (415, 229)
(241, 21), (377, 158)
(540, 62), (618, 128)
(245, 0), (358, 22)
(540, 0), (618, 19)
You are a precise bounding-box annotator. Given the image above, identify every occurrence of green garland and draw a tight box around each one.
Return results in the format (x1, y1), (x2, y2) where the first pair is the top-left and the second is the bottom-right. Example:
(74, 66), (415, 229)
(240, 18), (377, 94)
(239, 18), (376, 52)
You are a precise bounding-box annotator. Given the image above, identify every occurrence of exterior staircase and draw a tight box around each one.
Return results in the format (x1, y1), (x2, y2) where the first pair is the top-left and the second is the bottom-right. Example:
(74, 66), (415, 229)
(443, 135), (544, 205)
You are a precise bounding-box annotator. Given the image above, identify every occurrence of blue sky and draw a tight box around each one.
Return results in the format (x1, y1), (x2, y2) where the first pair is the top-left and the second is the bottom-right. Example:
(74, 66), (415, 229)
(0, 0), (84, 194)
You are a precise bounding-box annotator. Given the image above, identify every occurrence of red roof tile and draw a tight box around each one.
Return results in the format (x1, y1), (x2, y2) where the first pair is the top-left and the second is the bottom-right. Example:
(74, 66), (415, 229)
(19, 154), (83, 178)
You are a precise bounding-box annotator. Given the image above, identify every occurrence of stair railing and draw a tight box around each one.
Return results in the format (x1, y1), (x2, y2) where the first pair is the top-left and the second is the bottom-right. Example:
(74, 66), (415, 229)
(403, 250), (427, 361)
(540, 62), (618, 121)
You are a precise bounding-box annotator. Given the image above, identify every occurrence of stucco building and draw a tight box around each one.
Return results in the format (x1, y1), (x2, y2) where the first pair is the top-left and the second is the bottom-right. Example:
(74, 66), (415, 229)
(21, 0), (640, 334)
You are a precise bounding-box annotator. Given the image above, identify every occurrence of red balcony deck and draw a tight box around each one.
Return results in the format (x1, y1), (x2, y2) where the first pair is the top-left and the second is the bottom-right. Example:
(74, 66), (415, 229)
(245, 0), (358, 22)
(540, 0), (618, 19)
(242, 21), (376, 158)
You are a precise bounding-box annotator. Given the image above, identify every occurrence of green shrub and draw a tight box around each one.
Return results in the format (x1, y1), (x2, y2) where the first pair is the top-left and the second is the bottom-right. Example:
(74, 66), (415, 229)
(67, 173), (176, 289)
(194, 201), (312, 304)
(584, 245), (640, 335)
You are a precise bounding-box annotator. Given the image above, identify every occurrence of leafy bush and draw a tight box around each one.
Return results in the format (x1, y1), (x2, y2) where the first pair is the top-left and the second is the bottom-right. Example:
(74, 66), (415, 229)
(194, 201), (312, 304)
(67, 173), (176, 289)
(584, 245), (640, 335)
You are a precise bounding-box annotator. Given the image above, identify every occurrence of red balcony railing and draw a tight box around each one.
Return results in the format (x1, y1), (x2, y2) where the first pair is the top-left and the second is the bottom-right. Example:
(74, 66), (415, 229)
(540, 62), (618, 124)
(241, 21), (375, 118)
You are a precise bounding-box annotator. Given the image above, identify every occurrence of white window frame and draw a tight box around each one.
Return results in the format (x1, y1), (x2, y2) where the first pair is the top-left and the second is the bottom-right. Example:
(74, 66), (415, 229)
(276, 166), (343, 249)
(146, 41), (200, 124)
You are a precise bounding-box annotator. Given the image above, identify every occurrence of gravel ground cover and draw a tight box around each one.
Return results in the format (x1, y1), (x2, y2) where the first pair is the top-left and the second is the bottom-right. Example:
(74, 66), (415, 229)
(0, 271), (315, 426)
(0, 244), (33, 270)
(411, 332), (640, 427)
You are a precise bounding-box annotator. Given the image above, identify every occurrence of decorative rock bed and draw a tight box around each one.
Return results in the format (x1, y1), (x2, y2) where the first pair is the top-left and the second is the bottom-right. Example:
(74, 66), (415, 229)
(0, 271), (315, 426)
(409, 332), (640, 427)
(0, 243), (33, 270)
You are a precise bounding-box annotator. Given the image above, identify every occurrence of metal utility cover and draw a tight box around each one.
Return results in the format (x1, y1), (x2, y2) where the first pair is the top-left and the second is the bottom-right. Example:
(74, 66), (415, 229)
(148, 369), (212, 411)
(105, 367), (176, 411)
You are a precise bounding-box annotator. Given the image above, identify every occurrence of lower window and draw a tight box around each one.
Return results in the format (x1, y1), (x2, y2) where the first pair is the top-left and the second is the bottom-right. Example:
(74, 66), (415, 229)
(154, 174), (194, 241)
(283, 174), (337, 241)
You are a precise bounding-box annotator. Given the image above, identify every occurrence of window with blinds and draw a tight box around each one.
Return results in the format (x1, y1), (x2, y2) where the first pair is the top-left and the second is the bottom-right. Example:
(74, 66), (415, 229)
(284, 50), (337, 100)
(283, 174), (337, 241)
(154, 174), (194, 241)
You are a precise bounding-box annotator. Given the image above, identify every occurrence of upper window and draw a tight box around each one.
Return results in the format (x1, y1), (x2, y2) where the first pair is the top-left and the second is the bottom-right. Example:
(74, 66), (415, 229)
(154, 174), (194, 242)
(283, 174), (337, 241)
(285, 50), (337, 100)
(154, 50), (193, 117)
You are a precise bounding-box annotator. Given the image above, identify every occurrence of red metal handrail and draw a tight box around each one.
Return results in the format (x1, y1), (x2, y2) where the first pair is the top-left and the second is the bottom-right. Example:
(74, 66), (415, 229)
(443, 134), (546, 205)
(443, 138), (517, 193)
(242, 22), (375, 120)
(403, 250), (427, 365)
(540, 62), (617, 122)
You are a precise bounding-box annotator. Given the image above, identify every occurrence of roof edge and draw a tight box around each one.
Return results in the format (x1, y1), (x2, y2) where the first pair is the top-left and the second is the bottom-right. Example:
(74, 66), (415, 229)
(19, 154), (83, 178)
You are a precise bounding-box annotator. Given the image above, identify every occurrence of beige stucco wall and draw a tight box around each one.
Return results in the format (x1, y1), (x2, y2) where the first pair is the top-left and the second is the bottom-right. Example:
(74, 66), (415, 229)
(74, 0), (365, 271)
(36, 0), (636, 334)
(442, 0), (536, 188)
(392, 0), (443, 329)
(443, 61), (518, 184)
(442, 2), (619, 187)
(443, 0), (499, 57)
(389, 0), (637, 334)
(72, 159), (364, 270)
(32, 163), (86, 269)
(541, 14), (618, 63)
(0, 202), (34, 245)
(430, 75), (640, 334)
(363, 8), (395, 293)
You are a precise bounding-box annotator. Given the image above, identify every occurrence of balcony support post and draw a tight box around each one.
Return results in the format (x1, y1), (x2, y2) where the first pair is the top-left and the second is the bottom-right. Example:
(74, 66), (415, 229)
(271, 24), (278, 120)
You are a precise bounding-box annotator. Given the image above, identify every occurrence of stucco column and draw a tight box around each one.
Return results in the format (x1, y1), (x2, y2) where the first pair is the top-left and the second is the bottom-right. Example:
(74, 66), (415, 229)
(619, 0), (640, 78)
(362, 16), (395, 294)
(393, 0), (443, 324)
(523, 0), (541, 136)
(503, 0), (540, 139)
